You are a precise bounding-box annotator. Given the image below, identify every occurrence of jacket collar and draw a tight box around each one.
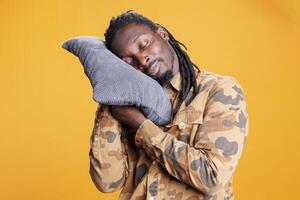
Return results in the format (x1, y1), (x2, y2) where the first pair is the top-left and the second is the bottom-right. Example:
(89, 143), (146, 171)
(169, 66), (201, 92)
(169, 71), (181, 91)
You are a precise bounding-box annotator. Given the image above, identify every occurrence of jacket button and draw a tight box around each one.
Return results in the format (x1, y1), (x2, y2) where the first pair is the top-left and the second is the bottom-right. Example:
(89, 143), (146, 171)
(178, 122), (186, 130)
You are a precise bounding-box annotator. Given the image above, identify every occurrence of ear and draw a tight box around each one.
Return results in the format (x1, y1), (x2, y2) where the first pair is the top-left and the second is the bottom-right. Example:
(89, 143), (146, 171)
(156, 26), (169, 41)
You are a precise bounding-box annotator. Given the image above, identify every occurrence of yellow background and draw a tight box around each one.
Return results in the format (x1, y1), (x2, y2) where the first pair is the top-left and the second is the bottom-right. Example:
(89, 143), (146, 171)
(1, 0), (299, 199)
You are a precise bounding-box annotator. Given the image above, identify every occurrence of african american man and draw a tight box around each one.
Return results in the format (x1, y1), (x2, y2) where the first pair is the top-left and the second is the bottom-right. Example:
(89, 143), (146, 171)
(89, 10), (249, 200)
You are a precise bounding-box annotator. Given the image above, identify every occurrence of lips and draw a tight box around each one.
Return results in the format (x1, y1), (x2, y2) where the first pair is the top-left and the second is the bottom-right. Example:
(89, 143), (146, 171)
(148, 60), (160, 76)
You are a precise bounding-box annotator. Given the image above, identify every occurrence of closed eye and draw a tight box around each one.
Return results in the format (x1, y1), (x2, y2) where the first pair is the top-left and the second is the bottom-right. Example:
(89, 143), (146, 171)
(141, 41), (149, 50)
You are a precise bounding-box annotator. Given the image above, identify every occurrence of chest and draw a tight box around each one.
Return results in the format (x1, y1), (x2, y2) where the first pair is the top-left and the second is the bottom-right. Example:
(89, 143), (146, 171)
(160, 88), (210, 146)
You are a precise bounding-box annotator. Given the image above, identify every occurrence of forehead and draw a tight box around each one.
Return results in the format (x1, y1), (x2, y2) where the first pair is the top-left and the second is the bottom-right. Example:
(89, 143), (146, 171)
(111, 23), (155, 56)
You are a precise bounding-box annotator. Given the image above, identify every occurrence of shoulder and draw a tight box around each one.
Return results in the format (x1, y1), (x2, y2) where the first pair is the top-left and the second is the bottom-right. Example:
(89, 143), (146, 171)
(197, 70), (245, 99)
(188, 69), (247, 118)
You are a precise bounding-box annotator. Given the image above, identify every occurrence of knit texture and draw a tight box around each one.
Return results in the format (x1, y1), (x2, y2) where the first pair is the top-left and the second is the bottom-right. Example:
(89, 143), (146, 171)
(62, 36), (172, 125)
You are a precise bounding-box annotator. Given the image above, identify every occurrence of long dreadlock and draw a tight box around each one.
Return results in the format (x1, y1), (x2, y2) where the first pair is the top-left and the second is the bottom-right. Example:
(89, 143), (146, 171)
(104, 10), (200, 117)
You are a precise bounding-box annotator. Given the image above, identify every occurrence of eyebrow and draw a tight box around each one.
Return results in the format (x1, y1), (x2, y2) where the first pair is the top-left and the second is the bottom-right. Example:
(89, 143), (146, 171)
(119, 33), (146, 58)
(131, 33), (144, 43)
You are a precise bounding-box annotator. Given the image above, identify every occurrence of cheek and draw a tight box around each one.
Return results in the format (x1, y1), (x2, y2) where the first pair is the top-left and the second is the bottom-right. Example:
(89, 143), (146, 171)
(150, 42), (162, 56)
(153, 41), (172, 63)
(162, 44), (174, 69)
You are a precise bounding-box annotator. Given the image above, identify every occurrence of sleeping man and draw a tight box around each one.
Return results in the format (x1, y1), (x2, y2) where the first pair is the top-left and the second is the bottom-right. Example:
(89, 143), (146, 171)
(89, 10), (249, 200)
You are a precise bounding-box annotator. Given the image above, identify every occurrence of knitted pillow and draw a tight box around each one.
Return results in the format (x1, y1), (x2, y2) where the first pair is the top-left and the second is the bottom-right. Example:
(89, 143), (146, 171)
(62, 36), (171, 125)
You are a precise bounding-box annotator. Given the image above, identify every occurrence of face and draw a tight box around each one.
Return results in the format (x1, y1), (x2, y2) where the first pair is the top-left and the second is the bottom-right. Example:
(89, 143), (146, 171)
(111, 23), (179, 86)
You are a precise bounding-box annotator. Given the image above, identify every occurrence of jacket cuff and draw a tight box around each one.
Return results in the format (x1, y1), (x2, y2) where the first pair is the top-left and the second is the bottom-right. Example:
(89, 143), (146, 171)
(135, 119), (167, 149)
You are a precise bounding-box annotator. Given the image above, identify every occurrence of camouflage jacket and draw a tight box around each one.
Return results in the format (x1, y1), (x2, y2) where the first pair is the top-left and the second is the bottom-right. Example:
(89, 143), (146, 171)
(89, 67), (249, 200)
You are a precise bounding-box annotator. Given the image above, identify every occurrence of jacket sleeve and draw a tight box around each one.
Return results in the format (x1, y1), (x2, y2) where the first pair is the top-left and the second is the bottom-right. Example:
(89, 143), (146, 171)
(134, 77), (249, 196)
(89, 104), (128, 193)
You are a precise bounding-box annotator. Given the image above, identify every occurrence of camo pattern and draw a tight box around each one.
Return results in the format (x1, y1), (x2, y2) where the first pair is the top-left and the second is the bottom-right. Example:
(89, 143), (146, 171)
(89, 67), (249, 200)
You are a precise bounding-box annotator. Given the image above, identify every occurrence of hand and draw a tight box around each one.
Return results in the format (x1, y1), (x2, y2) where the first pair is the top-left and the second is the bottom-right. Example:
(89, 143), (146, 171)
(110, 105), (147, 132)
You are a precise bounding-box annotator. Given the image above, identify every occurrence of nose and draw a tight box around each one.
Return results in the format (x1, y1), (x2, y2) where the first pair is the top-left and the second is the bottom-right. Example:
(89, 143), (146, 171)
(136, 53), (150, 71)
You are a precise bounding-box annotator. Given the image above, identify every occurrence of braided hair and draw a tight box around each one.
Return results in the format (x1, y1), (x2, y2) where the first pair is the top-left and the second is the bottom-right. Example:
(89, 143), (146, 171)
(104, 10), (200, 117)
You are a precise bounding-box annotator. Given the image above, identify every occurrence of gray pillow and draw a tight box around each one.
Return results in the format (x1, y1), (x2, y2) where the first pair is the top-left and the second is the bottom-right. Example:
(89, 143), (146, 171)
(62, 36), (171, 125)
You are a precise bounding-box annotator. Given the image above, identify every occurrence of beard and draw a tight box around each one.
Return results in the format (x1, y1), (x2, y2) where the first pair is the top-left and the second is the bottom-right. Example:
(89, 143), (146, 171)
(154, 69), (174, 86)
(154, 49), (176, 86)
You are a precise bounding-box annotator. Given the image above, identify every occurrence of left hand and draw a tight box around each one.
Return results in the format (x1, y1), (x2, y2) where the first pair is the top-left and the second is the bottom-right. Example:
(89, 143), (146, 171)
(110, 105), (147, 132)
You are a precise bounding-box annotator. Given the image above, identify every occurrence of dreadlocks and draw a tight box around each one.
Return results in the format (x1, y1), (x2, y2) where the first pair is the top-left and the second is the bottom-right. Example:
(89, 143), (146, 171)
(104, 10), (200, 117)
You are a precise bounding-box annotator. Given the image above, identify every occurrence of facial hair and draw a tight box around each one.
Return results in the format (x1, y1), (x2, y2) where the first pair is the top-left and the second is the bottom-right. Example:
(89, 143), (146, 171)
(154, 46), (176, 86)
(154, 69), (174, 86)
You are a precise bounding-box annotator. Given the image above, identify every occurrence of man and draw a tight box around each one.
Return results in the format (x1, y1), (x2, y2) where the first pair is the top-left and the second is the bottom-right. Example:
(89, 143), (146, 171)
(89, 10), (249, 200)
